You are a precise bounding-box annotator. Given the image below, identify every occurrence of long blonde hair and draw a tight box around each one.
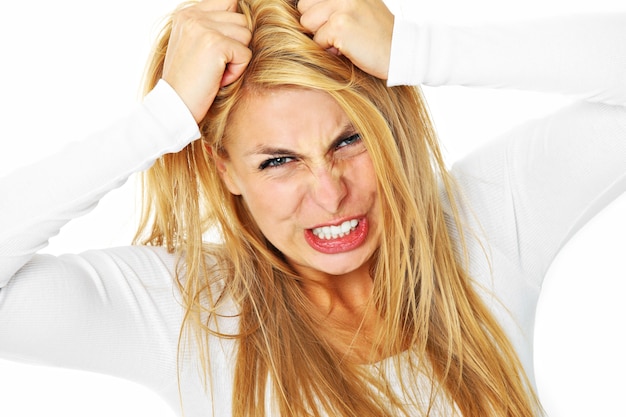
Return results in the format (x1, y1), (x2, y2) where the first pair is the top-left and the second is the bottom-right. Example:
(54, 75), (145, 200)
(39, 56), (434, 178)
(136, 0), (541, 415)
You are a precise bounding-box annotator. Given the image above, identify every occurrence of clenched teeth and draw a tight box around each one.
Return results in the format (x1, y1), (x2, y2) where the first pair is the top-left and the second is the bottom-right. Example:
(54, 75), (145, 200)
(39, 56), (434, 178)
(311, 219), (359, 240)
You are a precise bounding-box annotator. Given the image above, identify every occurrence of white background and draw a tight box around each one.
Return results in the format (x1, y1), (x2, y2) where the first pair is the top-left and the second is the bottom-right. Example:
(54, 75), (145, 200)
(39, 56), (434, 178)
(0, 0), (624, 415)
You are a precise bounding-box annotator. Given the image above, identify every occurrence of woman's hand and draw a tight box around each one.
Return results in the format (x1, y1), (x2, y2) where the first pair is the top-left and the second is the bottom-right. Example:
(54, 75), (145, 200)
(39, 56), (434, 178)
(298, 0), (394, 80)
(163, 0), (252, 123)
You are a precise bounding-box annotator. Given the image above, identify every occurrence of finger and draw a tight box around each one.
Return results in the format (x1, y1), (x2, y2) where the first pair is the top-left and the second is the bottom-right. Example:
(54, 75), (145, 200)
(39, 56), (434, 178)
(296, 0), (325, 14)
(299, 0), (334, 34)
(312, 25), (336, 52)
(220, 41), (252, 86)
(194, 0), (239, 12)
(171, 9), (251, 48)
(206, 10), (249, 27)
(173, 8), (248, 32)
(171, 7), (246, 31)
(211, 19), (252, 46)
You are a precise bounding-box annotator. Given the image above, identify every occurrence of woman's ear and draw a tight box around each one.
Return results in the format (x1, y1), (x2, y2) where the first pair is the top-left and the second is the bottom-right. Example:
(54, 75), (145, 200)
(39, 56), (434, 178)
(212, 149), (242, 196)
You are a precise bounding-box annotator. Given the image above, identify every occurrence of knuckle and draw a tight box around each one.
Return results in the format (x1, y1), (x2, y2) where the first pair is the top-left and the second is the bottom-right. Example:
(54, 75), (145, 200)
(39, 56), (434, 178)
(328, 12), (351, 32)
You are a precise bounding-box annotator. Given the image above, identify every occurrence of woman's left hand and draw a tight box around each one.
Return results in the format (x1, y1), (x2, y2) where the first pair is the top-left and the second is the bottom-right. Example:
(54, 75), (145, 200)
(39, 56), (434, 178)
(298, 0), (394, 80)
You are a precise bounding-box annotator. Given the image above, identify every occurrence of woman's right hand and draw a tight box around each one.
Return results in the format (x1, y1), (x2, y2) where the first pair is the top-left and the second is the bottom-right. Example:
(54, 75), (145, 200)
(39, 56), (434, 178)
(162, 0), (252, 123)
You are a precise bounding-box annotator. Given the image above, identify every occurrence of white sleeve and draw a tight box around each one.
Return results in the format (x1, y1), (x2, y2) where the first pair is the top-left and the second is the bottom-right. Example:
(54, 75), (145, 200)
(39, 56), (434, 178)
(0, 80), (200, 390)
(0, 79), (200, 285)
(388, 13), (626, 105)
(386, 14), (626, 286)
(453, 101), (626, 287)
(386, 14), (625, 377)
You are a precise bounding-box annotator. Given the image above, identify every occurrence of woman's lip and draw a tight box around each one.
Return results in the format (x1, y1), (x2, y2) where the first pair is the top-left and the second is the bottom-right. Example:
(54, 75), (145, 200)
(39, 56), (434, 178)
(304, 218), (368, 254)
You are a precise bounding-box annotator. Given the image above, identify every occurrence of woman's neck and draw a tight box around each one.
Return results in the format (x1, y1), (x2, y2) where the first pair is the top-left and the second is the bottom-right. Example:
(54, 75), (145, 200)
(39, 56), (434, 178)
(295, 264), (394, 364)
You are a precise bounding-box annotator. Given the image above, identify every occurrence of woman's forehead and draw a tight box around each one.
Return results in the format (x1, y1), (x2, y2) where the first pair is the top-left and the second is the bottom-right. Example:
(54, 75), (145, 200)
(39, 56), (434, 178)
(225, 87), (351, 145)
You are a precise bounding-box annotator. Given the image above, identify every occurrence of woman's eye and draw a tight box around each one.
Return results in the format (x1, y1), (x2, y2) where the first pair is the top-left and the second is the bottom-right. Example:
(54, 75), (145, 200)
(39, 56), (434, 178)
(336, 133), (362, 149)
(259, 156), (294, 170)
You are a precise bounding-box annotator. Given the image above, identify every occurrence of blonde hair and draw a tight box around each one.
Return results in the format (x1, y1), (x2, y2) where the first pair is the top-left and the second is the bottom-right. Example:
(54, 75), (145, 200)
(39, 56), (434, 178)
(136, 0), (541, 415)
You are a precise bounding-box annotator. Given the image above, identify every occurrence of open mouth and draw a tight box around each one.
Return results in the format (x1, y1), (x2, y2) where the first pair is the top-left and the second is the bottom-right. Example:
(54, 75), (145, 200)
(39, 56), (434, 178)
(305, 218), (368, 254)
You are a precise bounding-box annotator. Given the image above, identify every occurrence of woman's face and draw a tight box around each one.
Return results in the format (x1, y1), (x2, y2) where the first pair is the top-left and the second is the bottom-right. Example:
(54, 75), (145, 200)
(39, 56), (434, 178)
(217, 88), (382, 280)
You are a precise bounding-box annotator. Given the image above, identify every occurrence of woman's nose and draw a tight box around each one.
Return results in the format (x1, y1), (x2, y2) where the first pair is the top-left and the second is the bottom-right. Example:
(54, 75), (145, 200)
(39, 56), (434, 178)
(310, 164), (347, 214)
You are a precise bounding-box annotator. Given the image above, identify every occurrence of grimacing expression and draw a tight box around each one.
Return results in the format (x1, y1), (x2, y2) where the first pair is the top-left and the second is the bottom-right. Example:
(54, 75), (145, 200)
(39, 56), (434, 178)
(216, 88), (382, 282)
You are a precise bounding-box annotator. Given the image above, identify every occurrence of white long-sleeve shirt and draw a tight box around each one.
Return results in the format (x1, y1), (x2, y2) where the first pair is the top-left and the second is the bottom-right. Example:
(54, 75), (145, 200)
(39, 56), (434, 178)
(1, 13), (625, 417)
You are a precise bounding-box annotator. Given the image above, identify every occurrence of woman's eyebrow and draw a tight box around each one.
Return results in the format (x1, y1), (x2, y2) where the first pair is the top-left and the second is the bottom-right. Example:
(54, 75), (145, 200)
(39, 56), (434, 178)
(244, 122), (357, 157)
(245, 145), (303, 158)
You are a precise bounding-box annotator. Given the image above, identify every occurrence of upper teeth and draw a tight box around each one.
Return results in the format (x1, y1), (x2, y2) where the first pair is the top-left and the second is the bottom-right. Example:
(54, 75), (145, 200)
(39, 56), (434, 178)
(312, 219), (359, 240)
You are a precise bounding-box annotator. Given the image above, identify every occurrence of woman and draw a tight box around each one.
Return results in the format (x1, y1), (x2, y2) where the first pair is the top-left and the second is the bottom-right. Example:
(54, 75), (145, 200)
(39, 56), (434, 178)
(1, 0), (624, 416)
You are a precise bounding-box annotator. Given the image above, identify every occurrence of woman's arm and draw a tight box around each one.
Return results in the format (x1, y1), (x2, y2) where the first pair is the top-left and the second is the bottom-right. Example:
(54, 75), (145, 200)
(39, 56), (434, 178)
(390, 13), (626, 284)
(0, 0), (250, 391)
(0, 81), (199, 285)
(0, 81), (199, 395)
(388, 13), (626, 105)
(0, 0), (254, 285)
(299, 3), (626, 381)
(300, 3), (626, 282)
